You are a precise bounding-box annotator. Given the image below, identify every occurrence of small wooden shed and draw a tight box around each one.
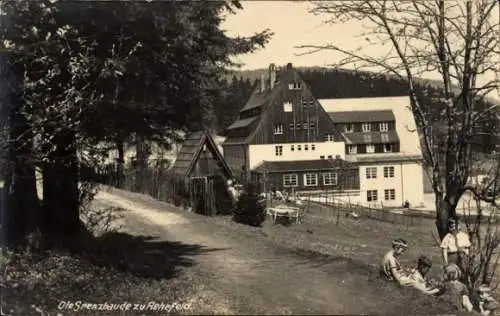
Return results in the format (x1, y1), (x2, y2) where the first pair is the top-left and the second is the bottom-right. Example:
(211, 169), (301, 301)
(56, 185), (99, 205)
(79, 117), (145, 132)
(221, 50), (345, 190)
(170, 130), (234, 215)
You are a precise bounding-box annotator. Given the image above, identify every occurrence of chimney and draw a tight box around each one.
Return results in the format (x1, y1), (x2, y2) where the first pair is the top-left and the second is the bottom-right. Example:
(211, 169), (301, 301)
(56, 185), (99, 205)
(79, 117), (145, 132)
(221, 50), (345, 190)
(286, 62), (292, 70)
(260, 74), (265, 93)
(269, 63), (276, 90)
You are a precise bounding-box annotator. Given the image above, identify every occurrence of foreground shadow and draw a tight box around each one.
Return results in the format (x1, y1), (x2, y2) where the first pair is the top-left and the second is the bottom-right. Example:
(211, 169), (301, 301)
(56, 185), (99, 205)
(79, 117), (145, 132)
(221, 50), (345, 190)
(84, 231), (227, 280)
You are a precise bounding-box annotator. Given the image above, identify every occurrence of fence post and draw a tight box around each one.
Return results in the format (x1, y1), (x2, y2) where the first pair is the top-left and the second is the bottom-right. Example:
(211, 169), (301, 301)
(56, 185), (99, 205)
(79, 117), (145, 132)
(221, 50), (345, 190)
(336, 205), (340, 225)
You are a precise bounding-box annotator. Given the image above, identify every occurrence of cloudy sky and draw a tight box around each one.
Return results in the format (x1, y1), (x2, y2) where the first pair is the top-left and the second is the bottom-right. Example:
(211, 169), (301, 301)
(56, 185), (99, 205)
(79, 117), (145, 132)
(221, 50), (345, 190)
(222, 1), (499, 100)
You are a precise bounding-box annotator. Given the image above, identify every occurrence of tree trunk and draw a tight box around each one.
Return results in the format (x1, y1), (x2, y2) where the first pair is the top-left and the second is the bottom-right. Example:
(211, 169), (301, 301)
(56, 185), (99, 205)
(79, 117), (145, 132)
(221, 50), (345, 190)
(435, 193), (459, 239)
(4, 110), (39, 247)
(2, 58), (39, 248)
(116, 136), (125, 189)
(134, 134), (148, 193)
(42, 129), (80, 246)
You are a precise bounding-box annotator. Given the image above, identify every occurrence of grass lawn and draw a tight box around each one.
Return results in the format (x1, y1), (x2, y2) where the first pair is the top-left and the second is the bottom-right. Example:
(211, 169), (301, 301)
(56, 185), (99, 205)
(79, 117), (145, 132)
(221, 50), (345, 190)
(214, 199), (447, 281)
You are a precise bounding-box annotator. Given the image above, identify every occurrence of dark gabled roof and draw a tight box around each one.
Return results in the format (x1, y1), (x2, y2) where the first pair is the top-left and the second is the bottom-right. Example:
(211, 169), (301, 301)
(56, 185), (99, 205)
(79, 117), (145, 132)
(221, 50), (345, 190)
(226, 116), (259, 131)
(252, 158), (357, 174)
(328, 110), (396, 123)
(171, 130), (233, 179)
(343, 131), (399, 144)
(239, 73), (290, 112)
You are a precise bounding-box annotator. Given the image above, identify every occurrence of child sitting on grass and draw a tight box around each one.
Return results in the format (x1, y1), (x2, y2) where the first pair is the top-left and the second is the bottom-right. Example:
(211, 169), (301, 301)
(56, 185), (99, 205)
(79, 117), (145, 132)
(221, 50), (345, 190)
(476, 284), (500, 316)
(404, 255), (441, 295)
(440, 263), (473, 312)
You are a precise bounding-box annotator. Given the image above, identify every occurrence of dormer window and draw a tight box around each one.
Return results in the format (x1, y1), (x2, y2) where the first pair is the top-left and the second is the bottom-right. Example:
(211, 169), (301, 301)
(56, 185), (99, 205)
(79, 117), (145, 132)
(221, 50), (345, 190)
(362, 123), (371, 132)
(296, 123), (301, 129)
(303, 121), (308, 130)
(384, 144), (393, 153)
(289, 123), (294, 130)
(366, 145), (375, 153)
(274, 124), (284, 135)
(326, 134), (335, 142)
(348, 145), (357, 154)
(345, 123), (354, 133)
(288, 82), (302, 90)
(379, 122), (389, 132)
(283, 102), (293, 112)
(309, 122), (315, 129)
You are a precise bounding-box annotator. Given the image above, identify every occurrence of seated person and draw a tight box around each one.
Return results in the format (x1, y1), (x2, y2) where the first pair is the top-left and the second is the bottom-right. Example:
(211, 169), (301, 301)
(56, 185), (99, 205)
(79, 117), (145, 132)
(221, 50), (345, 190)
(405, 255), (441, 295)
(476, 284), (500, 316)
(440, 263), (473, 312)
(380, 238), (409, 282)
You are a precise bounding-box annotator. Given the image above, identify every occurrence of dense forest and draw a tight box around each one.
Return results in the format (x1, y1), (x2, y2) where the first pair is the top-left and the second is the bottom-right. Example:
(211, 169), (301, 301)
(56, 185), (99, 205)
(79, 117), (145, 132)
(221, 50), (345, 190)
(216, 67), (498, 152)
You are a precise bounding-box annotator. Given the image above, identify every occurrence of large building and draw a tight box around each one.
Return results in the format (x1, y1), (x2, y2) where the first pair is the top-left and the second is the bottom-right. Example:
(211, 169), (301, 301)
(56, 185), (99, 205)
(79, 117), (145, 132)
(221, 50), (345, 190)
(222, 63), (425, 208)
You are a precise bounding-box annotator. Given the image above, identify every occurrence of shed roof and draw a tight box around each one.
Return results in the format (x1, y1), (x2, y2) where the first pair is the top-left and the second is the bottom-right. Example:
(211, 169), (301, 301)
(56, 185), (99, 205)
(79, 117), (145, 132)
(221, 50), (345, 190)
(253, 158), (357, 173)
(328, 110), (395, 123)
(170, 130), (233, 179)
(226, 116), (259, 131)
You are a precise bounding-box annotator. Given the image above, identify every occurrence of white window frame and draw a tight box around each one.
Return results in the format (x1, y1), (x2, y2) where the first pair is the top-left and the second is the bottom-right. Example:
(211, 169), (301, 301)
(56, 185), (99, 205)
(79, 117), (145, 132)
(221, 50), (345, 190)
(283, 102), (293, 112)
(366, 145), (375, 153)
(348, 145), (357, 154)
(326, 134), (335, 141)
(362, 122), (371, 132)
(274, 124), (283, 135)
(366, 167), (377, 179)
(304, 173), (318, 187)
(384, 189), (396, 200)
(345, 123), (354, 133)
(289, 82), (302, 90)
(379, 122), (389, 132)
(367, 190), (378, 202)
(283, 174), (298, 187)
(323, 172), (338, 186)
(275, 145), (283, 156)
(383, 166), (395, 178)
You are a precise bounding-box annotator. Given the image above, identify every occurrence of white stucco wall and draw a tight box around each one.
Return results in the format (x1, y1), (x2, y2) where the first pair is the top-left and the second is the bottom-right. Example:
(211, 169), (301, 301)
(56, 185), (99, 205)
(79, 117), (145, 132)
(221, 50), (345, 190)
(248, 141), (345, 170)
(358, 161), (424, 207)
(401, 162), (425, 207)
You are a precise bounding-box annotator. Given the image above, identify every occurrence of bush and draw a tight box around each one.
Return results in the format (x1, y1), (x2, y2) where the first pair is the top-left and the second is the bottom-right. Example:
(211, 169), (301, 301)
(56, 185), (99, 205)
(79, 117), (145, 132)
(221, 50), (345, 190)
(232, 183), (266, 227)
(460, 198), (500, 295)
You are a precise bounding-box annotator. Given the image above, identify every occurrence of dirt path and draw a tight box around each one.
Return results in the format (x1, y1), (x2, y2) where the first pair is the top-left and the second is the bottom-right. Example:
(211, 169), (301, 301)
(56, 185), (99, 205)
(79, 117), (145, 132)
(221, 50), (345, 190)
(94, 190), (453, 315)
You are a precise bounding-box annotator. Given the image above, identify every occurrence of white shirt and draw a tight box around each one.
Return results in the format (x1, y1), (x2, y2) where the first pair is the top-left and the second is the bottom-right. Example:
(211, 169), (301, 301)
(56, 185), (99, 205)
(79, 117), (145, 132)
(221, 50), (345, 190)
(440, 231), (471, 254)
(380, 250), (402, 280)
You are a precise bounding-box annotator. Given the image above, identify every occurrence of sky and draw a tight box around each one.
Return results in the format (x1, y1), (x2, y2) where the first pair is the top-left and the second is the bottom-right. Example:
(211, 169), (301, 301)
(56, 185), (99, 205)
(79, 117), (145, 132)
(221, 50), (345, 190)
(222, 1), (499, 100)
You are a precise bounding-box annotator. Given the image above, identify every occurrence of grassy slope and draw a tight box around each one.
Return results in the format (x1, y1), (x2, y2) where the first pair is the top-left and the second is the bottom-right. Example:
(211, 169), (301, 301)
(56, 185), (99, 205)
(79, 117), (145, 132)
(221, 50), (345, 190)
(2, 185), (484, 315)
(103, 187), (477, 315)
